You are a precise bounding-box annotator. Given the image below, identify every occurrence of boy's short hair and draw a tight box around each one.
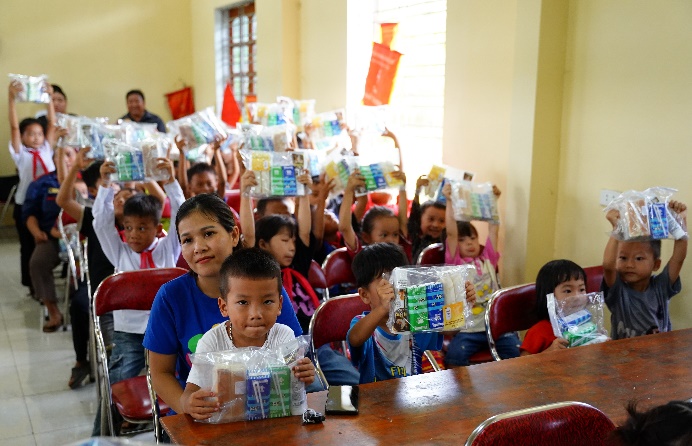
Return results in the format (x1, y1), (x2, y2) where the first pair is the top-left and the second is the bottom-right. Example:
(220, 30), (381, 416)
(186, 162), (216, 183)
(256, 197), (289, 218)
(219, 248), (283, 299)
(81, 160), (104, 190)
(649, 240), (661, 260)
(126, 89), (145, 101)
(19, 118), (43, 135)
(123, 194), (162, 224)
(352, 242), (408, 288)
(611, 400), (692, 446)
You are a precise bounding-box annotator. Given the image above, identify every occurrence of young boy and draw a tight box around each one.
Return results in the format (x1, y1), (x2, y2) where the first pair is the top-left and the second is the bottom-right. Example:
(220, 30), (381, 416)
(603, 201), (688, 340)
(348, 243), (476, 383)
(181, 248), (315, 420)
(177, 136), (227, 198)
(91, 156), (183, 434)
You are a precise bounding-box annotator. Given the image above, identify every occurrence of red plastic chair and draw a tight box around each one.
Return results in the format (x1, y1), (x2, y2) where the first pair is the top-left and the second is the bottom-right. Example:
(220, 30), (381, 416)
(584, 265), (604, 293)
(416, 242), (445, 265)
(321, 247), (356, 293)
(465, 401), (615, 446)
(485, 283), (539, 361)
(308, 259), (329, 300)
(92, 268), (188, 438)
(308, 294), (369, 387)
(225, 189), (241, 213)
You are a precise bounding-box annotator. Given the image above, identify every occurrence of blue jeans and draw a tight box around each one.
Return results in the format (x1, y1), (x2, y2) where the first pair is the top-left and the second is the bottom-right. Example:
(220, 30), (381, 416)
(445, 331), (520, 367)
(306, 344), (360, 392)
(92, 331), (145, 435)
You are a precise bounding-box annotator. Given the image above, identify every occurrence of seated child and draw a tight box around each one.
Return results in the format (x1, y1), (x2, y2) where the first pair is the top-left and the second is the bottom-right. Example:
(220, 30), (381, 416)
(91, 158), (184, 434)
(441, 183), (519, 366)
(339, 170), (409, 257)
(520, 260), (586, 355)
(406, 175), (446, 262)
(610, 400), (692, 446)
(181, 248), (315, 420)
(603, 201), (687, 339)
(177, 135), (227, 199)
(347, 243), (476, 383)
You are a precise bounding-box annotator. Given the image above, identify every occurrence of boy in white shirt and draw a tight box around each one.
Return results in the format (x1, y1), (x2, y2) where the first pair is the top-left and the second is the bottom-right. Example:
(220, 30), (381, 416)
(182, 248), (315, 420)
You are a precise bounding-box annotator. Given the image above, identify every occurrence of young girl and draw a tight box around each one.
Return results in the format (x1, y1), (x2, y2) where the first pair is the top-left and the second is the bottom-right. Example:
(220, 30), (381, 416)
(239, 167), (319, 334)
(520, 259), (586, 355)
(441, 182), (519, 366)
(405, 175), (446, 263)
(143, 194), (301, 416)
(8, 80), (57, 296)
(338, 169), (409, 258)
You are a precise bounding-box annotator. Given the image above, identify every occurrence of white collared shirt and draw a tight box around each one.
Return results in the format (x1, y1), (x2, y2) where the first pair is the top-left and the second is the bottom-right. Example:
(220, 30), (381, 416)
(8, 141), (55, 205)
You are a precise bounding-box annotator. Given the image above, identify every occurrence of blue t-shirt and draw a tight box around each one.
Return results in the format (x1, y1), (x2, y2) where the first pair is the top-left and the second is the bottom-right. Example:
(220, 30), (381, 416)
(143, 273), (302, 393)
(347, 312), (442, 384)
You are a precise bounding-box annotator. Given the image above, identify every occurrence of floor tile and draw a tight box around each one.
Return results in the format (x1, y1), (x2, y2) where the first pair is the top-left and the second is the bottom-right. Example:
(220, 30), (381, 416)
(0, 435), (35, 446)
(25, 386), (97, 434)
(0, 396), (33, 439)
(0, 363), (23, 399)
(33, 424), (93, 446)
(10, 330), (74, 367)
(17, 359), (93, 397)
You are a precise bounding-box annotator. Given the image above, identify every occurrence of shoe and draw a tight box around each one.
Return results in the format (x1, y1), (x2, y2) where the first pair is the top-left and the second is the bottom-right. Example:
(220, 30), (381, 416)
(69, 362), (91, 389)
(42, 315), (64, 333)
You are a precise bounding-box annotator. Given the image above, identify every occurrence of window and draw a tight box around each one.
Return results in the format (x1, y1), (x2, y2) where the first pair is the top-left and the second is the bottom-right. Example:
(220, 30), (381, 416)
(217, 1), (257, 111)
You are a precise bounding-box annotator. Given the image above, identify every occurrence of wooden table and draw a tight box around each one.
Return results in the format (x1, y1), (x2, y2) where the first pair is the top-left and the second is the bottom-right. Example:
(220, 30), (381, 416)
(162, 329), (692, 445)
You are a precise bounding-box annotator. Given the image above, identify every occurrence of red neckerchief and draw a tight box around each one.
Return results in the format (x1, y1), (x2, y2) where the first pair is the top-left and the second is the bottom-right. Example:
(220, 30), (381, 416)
(28, 148), (49, 180)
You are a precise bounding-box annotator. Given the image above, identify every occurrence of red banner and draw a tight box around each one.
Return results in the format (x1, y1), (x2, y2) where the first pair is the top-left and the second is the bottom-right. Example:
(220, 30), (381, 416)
(362, 42), (402, 106)
(165, 86), (194, 120)
(221, 82), (241, 127)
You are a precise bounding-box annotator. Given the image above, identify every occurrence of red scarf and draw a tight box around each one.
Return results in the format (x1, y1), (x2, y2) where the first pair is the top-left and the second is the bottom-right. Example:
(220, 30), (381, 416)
(28, 148), (49, 180)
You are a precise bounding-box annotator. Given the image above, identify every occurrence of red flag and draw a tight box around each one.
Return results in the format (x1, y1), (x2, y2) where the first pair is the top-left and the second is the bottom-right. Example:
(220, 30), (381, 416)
(165, 87), (194, 120)
(362, 42), (402, 106)
(221, 82), (241, 127)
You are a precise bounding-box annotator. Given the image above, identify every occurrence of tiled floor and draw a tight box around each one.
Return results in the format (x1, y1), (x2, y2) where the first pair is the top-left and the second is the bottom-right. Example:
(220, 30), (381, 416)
(0, 233), (153, 445)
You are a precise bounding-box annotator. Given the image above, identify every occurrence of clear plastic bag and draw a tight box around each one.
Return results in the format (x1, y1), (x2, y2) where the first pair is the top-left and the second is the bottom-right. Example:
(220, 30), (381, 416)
(118, 120), (158, 146)
(604, 187), (687, 241)
(240, 123), (296, 152)
(547, 292), (609, 348)
(103, 138), (145, 183)
(189, 336), (310, 424)
(425, 165), (475, 204)
(167, 107), (228, 150)
(9, 73), (50, 103)
(240, 149), (310, 198)
(450, 181), (499, 223)
(387, 265), (475, 333)
(320, 152), (358, 195)
(278, 97), (315, 132)
(57, 113), (83, 147)
(307, 110), (346, 151)
(140, 134), (171, 182)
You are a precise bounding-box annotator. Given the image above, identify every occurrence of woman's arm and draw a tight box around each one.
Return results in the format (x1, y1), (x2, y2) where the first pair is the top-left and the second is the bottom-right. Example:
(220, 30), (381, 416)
(149, 351), (185, 414)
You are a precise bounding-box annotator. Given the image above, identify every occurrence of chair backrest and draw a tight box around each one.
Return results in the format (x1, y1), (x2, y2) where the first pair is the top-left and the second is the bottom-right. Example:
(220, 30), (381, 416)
(322, 247), (356, 290)
(93, 268), (188, 316)
(309, 293), (370, 350)
(308, 260), (328, 297)
(417, 242), (444, 265)
(486, 283), (539, 361)
(465, 401), (615, 446)
(584, 265), (604, 293)
(225, 189), (241, 213)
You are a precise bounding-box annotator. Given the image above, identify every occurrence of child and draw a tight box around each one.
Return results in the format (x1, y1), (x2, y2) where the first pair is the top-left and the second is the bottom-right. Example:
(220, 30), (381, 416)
(144, 194), (301, 416)
(8, 80), (57, 296)
(181, 248), (315, 420)
(339, 169), (408, 257)
(441, 182), (519, 366)
(22, 147), (76, 330)
(348, 243), (476, 383)
(241, 168), (318, 334)
(603, 202), (687, 339)
(520, 260), (586, 355)
(177, 136), (227, 199)
(91, 157), (182, 434)
(406, 175), (446, 262)
(610, 400), (692, 446)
